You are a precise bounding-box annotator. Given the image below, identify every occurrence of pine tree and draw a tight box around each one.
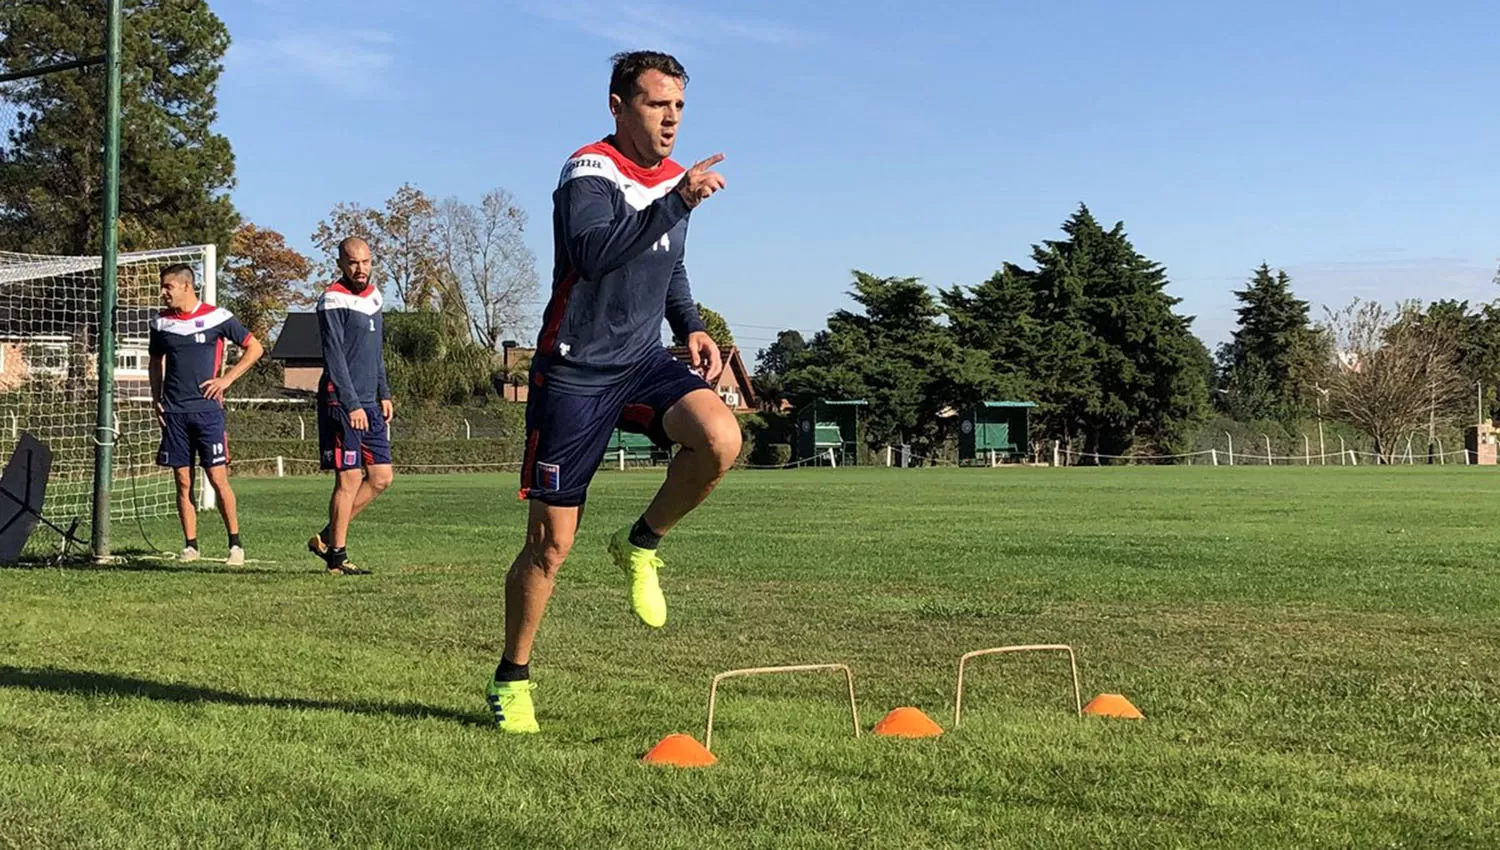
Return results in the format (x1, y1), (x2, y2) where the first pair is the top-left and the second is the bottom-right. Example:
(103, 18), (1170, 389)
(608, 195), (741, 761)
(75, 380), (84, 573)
(940, 262), (1039, 403)
(1217, 264), (1325, 422)
(755, 330), (806, 378)
(0, 0), (238, 254)
(786, 272), (996, 457)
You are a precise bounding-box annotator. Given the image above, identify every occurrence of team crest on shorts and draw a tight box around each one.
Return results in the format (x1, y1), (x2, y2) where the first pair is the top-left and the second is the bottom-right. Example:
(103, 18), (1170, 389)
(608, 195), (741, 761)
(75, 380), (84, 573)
(536, 462), (561, 491)
(343, 450), (358, 467)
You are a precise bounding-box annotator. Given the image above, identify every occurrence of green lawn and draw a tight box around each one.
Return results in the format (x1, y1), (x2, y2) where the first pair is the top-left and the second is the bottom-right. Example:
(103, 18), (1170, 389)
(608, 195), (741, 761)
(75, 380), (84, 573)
(2, 467), (1498, 848)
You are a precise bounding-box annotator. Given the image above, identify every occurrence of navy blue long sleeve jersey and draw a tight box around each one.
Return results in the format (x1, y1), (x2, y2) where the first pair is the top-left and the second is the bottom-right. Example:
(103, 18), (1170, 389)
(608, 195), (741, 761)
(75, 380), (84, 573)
(316, 280), (389, 409)
(532, 138), (707, 392)
(149, 304), (252, 414)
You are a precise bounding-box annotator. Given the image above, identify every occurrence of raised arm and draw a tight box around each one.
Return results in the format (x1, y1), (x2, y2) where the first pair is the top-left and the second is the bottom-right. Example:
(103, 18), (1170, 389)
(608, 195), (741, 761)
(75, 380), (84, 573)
(558, 175), (690, 281)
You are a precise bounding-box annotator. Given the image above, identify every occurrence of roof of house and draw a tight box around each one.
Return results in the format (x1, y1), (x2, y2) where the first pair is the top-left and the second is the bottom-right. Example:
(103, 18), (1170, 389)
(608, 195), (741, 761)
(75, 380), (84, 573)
(268, 312), (323, 361)
(667, 343), (756, 405)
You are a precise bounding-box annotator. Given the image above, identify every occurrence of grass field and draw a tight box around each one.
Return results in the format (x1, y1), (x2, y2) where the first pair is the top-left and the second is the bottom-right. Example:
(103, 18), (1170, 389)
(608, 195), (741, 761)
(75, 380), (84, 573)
(2, 466), (1498, 848)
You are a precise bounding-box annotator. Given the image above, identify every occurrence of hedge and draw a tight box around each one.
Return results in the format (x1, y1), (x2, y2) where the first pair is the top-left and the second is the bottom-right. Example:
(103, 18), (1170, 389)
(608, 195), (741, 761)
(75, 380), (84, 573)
(224, 403), (526, 442)
(226, 408), (780, 475)
(228, 438), (524, 476)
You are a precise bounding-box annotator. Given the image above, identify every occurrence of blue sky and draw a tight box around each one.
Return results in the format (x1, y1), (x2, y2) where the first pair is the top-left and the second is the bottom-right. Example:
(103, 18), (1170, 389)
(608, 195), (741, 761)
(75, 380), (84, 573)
(215, 0), (1499, 358)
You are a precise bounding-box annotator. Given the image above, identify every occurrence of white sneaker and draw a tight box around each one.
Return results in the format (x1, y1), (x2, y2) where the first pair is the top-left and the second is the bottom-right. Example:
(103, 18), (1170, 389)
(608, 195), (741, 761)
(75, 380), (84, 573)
(179, 546), (200, 563)
(226, 546), (245, 567)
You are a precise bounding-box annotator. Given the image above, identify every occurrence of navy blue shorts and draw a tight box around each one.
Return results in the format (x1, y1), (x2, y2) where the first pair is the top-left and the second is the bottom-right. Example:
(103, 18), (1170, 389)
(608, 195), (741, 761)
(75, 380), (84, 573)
(158, 410), (229, 469)
(318, 403), (393, 471)
(520, 347), (712, 507)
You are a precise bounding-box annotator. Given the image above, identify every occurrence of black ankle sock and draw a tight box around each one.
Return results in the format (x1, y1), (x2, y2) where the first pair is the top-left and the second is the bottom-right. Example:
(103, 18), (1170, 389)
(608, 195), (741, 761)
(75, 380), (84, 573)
(185, 537), (198, 551)
(628, 517), (662, 550)
(327, 546), (347, 566)
(495, 656), (529, 682)
(228, 533), (241, 549)
(319, 524), (331, 542)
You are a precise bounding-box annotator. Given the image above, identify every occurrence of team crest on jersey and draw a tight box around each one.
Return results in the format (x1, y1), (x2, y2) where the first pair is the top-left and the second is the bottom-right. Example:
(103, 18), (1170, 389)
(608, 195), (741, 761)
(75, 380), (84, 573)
(536, 462), (561, 491)
(194, 319), (205, 328)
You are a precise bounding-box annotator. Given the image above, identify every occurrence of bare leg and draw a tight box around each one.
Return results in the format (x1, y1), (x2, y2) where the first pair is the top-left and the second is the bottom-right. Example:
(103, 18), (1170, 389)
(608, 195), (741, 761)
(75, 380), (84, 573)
(328, 469), (364, 549)
(173, 467), (196, 544)
(640, 389), (742, 536)
(329, 463), (393, 548)
(503, 500), (578, 665)
(204, 465), (238, 537)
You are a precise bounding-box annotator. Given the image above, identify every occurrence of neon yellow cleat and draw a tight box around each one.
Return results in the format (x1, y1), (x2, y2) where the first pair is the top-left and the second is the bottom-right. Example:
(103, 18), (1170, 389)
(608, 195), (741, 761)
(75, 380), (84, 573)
(486, 678), (539, 734)
(609, 526), (667, 628)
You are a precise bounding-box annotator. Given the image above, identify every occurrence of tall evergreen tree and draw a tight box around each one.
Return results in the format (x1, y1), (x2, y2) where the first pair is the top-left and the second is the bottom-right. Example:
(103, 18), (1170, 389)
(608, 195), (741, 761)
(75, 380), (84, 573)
(752, 330), (807, 413)
(786, 272), (995, 457)
(755, 330), (806, 378)
(1215, 264), (1325, 421)
(951, 205), (1209, 458)
(0, 0), (238, 255)
(940, 262), (1040, 403)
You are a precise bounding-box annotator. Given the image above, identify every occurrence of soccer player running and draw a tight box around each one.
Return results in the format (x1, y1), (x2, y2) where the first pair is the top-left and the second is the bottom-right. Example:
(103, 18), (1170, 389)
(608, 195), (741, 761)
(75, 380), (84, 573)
(306, 237), (394, 576)
(487, 51), (741, 733)
(149, 263), (263, 565)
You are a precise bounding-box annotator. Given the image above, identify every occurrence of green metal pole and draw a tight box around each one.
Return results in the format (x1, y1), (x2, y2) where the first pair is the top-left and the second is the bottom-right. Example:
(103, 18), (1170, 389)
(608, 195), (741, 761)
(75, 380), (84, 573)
(91, 0), (123, 561)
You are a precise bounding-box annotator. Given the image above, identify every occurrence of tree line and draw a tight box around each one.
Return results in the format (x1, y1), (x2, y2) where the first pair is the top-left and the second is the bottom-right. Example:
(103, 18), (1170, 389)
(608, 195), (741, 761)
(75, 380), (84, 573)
(752, 207), (1500, 464)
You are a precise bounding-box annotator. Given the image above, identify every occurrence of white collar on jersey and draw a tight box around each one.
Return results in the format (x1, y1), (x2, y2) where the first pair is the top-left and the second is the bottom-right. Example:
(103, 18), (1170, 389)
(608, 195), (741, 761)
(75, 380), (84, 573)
(153, 305), (233, 336)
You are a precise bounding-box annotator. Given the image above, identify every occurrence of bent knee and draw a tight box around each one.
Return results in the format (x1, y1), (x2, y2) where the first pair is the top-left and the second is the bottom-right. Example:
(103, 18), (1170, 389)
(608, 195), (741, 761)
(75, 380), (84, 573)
(525, 534), (573, 576)
(701, 420), (742, 473)
(367, 467), (394, 492)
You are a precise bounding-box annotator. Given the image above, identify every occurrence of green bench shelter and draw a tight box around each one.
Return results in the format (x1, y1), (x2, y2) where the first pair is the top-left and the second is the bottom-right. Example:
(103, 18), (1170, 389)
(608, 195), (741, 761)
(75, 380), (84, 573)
(796, 399), (867, 466)
(601, 429), (669, 466)
(958, 401), (1034, 464)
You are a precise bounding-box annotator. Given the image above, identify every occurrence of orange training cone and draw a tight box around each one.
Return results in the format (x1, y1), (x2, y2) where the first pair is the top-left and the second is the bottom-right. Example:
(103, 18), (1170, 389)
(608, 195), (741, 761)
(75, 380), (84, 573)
(642, 733), (718, 767)
(1082, 693), (1144, 719)
(873, 706), (944, 738)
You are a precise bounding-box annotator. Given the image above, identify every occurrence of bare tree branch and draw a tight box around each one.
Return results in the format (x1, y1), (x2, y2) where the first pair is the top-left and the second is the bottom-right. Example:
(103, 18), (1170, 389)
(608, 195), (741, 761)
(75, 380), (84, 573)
(1322, 299), (1468, 462)
(434, 188), (539, 348)
(310, 185), (443, 309)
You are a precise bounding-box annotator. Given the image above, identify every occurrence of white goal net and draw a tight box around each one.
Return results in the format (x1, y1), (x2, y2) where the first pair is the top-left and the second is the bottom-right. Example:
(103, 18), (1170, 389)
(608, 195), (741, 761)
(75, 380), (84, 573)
(0, 244), (217, 535)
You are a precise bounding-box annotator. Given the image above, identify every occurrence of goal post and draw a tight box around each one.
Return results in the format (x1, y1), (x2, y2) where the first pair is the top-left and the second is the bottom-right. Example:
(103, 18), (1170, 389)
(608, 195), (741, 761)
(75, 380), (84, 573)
(195, 244), (217, 513)
(92, 0), (124, 559)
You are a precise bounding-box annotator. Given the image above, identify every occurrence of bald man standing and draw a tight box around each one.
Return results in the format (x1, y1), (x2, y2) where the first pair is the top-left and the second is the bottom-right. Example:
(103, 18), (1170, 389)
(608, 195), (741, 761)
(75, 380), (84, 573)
(306, 237), (394, 575)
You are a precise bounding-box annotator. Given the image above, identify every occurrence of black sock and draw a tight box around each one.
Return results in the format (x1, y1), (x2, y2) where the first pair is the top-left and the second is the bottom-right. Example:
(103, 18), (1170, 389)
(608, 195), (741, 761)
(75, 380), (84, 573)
(327, 546), (347, 567)
(495, 656), (529, 682)
(185, 537), (198, 551)
(319, 524), (331, 543)
(628, 516), (663, 550)
(228, 533), (241, 549)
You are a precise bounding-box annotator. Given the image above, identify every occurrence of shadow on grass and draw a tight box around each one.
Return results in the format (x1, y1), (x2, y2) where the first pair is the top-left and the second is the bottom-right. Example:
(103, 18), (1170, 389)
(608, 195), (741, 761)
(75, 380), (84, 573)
(2, 546), (283, 575)
(0, 665), (490, 728)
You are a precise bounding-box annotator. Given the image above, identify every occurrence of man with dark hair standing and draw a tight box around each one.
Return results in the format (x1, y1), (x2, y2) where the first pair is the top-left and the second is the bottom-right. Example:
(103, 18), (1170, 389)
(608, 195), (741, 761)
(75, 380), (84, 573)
(150, 262), (263, 565)
(306, 237), (394, 576)
(487, 50), (742, 733)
